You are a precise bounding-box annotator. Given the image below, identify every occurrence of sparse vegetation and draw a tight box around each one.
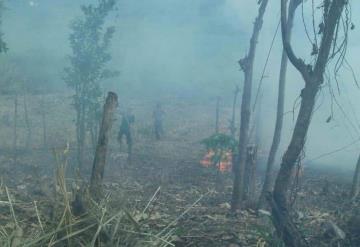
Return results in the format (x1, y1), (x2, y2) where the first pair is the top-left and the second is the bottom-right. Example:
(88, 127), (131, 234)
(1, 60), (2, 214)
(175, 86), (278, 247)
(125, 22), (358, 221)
(64, 0), (118, 168)
(0, 1), (359, 246)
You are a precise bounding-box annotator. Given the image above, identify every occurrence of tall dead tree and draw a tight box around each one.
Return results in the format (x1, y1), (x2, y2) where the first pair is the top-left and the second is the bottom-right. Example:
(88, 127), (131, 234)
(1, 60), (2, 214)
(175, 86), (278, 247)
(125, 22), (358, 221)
(258, 0), (301, 209)
(244, 93), (263, 206)
(244, 145), (257, 206)
(230, 85), (240, 138)
(90, 92), (118, 199)
(351, 153), (360, 198)
(269, 0), (348, 246)
(231, 0), (269, 211)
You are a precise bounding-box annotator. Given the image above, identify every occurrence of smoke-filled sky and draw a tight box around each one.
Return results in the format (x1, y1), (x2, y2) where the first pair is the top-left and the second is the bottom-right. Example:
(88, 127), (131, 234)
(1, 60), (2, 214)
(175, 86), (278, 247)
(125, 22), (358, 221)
(2, 0), (360, 169)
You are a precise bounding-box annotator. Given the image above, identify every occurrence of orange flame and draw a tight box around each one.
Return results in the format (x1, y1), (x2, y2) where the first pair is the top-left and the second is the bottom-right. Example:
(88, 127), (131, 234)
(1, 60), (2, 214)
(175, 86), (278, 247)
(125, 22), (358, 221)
(200, 150), (232, 172)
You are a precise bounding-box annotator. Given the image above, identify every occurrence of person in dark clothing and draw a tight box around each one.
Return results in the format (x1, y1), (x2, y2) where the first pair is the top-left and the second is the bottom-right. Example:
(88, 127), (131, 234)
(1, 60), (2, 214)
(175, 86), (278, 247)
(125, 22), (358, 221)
(118, 108), (135, 161)
(153, 103), (165, 140)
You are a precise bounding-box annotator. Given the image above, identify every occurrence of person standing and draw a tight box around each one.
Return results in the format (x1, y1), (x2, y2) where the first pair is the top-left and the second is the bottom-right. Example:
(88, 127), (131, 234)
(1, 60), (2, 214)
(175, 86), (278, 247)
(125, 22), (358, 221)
(118, 108), (135, 162)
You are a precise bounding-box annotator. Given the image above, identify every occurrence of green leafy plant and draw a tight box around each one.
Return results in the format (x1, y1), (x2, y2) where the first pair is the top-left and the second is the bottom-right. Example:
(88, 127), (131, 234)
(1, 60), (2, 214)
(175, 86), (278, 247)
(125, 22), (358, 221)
(63, 0), (118, 167)
(201, 133), (237, 152)
(201, 133), (237, 165)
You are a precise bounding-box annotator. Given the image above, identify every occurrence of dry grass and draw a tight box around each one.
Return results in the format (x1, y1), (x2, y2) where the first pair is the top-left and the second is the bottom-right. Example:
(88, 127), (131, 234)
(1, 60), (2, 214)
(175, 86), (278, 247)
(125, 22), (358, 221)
(0, 145), (210, 247)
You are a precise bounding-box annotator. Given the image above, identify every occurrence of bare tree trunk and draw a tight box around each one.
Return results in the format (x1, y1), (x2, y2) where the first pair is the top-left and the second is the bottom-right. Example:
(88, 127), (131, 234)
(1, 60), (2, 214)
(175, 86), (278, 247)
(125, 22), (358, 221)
(272, 84), (317, 247)
(23, 92), (32, 149)
(231, 0), (269, 211)
(244, 145), (257, 207)
(230, 86), (240, 137)
(215, 96), (220, 133)
(13, 94), (18, 166)
(254, 93), (263, 146)
(269, 1), (347, 246)
(351, 153), (360, 198)
(258, 0), (297, 209)
(244, 94), (262, 206)
(90, 92), (118, 200)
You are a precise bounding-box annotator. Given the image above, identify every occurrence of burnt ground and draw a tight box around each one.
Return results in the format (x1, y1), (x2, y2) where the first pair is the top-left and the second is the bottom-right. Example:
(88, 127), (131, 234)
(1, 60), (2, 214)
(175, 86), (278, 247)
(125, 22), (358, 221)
(0, 95), (359, 246)
(0, 138), (359, 247)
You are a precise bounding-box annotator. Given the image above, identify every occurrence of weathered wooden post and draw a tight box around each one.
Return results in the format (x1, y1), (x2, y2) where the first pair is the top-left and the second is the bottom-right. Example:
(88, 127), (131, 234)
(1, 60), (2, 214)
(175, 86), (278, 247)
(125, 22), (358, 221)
(90, 92), (118, 199)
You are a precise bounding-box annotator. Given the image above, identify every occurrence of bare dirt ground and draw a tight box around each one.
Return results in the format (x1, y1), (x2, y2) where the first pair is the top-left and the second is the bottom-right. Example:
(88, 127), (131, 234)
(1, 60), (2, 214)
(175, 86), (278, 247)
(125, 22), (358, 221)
(0, 94), (359, 246)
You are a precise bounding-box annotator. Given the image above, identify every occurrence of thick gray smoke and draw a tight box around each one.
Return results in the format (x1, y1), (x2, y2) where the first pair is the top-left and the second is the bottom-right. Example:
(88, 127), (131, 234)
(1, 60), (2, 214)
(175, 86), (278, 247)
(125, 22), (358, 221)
(2, 0), (360, 169)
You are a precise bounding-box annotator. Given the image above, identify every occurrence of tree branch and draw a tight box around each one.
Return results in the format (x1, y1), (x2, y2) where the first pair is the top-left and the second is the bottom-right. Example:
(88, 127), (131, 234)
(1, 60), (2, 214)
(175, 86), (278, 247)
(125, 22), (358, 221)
(281, 0), (308, 79)
(314, 0), (346, 78)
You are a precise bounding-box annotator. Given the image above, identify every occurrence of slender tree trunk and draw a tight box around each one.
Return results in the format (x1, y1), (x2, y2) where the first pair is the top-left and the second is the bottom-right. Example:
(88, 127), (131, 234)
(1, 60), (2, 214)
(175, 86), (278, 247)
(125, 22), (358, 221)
(254, 93), (263, 146)
(23, 92), (32, 149)
(269, 1), (346, 246)
(244, 94), (262, 205)
(231, 0), (269, 211)
(258, 0), (297, 209)
(273, 84), (317, 205)
(215, 97), (220, 133)
(230, 86), (240, 137)
(13, 94), (18, 166)
(270, 84), (317, 247)
(90, 92), (118, 199)
(244, 145), (257, 206)
(351, 153), (360, 198)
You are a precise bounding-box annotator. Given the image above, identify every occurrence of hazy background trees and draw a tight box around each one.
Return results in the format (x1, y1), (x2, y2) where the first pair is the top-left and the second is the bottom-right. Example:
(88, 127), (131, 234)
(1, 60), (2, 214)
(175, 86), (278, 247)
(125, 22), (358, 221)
(2, 0), (359, 170)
